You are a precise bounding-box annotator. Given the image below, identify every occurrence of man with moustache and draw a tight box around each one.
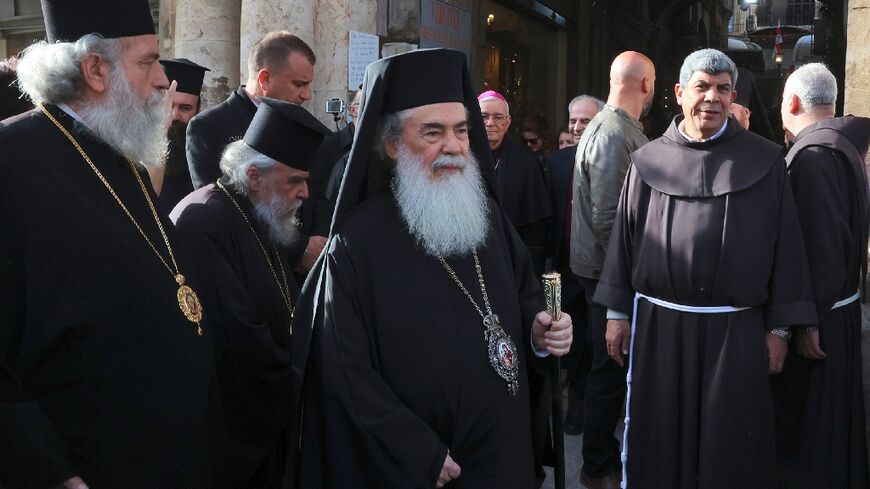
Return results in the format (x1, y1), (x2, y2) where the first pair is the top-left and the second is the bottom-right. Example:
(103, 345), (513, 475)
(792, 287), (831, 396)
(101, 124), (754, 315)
(545, 93), (602, 440)
(773, 63), (870, 489)
(290, 48), (573, 489)
(172, 99), (329, 489)
(570, 51), (653, 489)
(0, 1), (214, 488)
(568, 95), (605, 143)
(478, 90), (551, 276)
(594, 49), (815, 488)
(147, 57), (211, 214)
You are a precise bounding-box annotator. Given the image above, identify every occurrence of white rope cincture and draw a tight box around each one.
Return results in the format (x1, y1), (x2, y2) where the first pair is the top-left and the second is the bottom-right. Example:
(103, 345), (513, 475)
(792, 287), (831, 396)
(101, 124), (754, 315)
(831, 290), (860, 310)
(620, 293), (750, 489)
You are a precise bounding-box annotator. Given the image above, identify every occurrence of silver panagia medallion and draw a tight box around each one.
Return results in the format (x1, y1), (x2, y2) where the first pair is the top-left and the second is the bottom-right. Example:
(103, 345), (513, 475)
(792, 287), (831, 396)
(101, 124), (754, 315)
(484, 314), (520, 396)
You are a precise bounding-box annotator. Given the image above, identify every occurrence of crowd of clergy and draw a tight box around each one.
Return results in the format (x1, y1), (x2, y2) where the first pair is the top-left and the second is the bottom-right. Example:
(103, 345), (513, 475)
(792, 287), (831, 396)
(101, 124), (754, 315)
(0, 1), (868, 489)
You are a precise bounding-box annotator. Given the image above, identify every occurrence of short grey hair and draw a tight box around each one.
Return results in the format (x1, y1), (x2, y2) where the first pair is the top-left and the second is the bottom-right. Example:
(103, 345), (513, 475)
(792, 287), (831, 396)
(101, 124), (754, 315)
(568, 95), (605, 113)
(16, 34), (123, 106)
(478, 95), (510, 116)
(220, 140), (278, 195)
(679, 49), (738, 88)
(785, 63), (837, 110)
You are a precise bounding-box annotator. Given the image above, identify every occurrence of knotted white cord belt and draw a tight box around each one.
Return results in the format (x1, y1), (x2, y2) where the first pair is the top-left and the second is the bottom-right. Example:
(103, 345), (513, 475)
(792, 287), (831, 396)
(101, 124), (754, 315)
(832, 291), (860, 310)
(620, 293), (750, 489)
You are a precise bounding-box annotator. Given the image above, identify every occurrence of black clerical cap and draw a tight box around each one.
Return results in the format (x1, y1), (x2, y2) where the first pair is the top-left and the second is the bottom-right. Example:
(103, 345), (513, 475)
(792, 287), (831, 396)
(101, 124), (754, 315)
(331, 48), (497, 233)
(243, 98), (330, 171)
(41, 0), (155, 43)
(160, 58), (211, 97)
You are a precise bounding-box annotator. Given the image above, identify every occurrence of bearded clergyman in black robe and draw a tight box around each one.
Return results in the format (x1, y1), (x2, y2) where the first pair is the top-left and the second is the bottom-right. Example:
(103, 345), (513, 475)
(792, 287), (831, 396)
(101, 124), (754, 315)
(772, 63), (870, 489)
(153, 57), (210, 215)
(593, 49), (817, 488)
(286, 49), (573, 489)
(171, 99), (329, 489)
(0, 1), (215, 488)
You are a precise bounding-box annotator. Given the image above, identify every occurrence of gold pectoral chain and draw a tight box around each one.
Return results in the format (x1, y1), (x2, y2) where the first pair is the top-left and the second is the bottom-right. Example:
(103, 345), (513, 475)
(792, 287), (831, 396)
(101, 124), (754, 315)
(40, 105), (203, 335)
(216, 181), (294, 321)
(437, 249), (520, 396)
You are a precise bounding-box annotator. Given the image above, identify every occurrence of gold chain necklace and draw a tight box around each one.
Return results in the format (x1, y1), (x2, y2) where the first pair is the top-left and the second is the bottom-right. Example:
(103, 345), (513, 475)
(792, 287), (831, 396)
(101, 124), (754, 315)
(40, 105), (204, 334)
(216, 181), (294, 321)
(437, 249), (520, 396)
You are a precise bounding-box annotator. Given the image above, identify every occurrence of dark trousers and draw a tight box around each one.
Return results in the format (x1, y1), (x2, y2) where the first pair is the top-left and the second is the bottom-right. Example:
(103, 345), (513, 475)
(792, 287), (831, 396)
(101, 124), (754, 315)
(578, 276), (627, 478)
(559, 270), (590, 411)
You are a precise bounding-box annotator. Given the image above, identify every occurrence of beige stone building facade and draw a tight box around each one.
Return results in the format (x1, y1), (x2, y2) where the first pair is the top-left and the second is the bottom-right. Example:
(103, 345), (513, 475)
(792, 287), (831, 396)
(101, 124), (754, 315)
(845, 0), (870, 117)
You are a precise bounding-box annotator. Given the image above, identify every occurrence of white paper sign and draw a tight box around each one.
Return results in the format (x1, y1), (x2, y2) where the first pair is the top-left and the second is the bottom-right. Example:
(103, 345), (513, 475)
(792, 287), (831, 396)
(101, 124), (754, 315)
(348, 31), (379, 90)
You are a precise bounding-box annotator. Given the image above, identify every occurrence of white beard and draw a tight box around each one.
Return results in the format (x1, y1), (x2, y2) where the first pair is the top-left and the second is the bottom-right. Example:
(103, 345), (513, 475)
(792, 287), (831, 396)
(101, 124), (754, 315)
(393, 144), (490, 257)
(77, 68), (168, 168)
(253, 185), (302, 247)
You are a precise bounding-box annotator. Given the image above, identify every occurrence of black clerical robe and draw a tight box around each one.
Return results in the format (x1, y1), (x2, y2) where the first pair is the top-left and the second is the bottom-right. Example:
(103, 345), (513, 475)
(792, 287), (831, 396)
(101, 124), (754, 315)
(493, 138), (552, 276)
(185, 88), (308, 269)
(172, 182), (298, 489)
(156, 133), (195, 215)
(303, 123), (354, 237)
(294, 192), (547, 489)
(593, 118), (816, 489)
(772, 116), (870, 489)
(0, 106), (215, 489)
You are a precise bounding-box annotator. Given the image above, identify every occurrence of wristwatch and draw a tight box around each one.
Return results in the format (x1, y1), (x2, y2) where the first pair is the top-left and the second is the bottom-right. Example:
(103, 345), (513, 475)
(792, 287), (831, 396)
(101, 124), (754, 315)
(769, 327), (792, 341)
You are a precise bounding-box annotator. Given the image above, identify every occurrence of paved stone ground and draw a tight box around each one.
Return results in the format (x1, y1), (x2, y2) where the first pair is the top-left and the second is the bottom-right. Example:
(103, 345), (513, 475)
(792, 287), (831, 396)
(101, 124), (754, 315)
(540, 304), (870, 489)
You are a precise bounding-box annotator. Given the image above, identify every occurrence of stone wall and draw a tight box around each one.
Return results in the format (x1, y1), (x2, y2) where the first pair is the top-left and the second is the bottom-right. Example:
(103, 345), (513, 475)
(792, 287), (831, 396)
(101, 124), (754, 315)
(845, 0), (870, 117)
(167, 0), (378, 119)
(174, 0), (242, 108)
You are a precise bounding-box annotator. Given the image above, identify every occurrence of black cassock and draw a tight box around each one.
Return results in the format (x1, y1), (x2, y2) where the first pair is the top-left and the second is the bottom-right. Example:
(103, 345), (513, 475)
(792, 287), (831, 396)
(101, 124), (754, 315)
(493, 138), (552, 277)
(294, 192), (548, 489)
(172, 182), (298, 489)
(0, 106), (215, 489)
(593, 118), (816, 489)
(772, 116), (870, 489)
(156, 134), (195, 215)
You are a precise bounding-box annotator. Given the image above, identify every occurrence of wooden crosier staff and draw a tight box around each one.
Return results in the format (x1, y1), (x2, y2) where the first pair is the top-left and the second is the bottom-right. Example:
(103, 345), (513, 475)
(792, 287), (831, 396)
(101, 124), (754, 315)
(542, 272), (565, 489)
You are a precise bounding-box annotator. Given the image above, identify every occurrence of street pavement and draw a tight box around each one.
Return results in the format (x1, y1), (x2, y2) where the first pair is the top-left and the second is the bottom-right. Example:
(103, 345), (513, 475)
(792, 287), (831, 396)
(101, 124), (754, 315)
(542, 431), (585, 489)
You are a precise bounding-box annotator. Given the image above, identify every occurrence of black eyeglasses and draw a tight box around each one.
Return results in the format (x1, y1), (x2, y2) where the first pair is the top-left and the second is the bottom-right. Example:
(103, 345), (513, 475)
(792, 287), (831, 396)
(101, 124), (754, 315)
(523, 136), (541, 145)
(481, 113), (508, 123)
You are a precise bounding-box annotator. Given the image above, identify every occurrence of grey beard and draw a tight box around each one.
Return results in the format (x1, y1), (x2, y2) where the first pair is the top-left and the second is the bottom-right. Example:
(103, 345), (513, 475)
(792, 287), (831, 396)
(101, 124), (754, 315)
(77, 68), (168, 168)
(253, 189), (302, 247)
(393, 144), (490, 257)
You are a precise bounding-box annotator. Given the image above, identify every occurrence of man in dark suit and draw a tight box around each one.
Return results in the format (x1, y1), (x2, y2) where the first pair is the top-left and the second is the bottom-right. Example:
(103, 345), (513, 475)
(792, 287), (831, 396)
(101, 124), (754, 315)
(186, 31), (323, 272)
(546, 95), (601, 438)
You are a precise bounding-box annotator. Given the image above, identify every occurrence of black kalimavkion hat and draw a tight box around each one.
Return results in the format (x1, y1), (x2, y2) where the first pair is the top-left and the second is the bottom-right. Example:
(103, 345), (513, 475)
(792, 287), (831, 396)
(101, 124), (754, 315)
(331, 48), (497, 233)
(159, 58), (211, 97)
(243, 98), (331, 171)
(41, 0), (155, 43)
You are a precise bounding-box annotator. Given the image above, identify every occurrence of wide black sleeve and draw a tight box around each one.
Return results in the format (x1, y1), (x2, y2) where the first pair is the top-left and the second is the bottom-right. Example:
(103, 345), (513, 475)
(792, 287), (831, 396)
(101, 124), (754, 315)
(174, 205), (293, 385)
(0, 246), (76, 488)
(186, 115), (224, 190)
(788, 146), (852, 324)
(763, 162), (818, 328)
(0, 363), (76, 489)
(319, 238), (448, 487)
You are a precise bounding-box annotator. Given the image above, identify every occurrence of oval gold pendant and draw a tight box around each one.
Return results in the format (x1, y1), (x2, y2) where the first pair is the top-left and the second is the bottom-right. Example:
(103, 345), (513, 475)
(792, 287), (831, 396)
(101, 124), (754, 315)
(177, 284), (204, 334)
